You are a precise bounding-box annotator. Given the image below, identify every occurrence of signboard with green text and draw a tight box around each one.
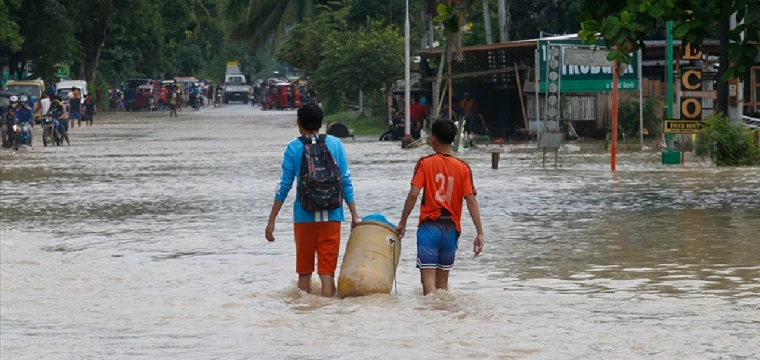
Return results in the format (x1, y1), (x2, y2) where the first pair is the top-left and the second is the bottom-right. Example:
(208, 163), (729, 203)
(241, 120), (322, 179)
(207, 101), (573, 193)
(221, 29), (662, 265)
(55, 64), (70, 78)
(538, 39), (639, 92)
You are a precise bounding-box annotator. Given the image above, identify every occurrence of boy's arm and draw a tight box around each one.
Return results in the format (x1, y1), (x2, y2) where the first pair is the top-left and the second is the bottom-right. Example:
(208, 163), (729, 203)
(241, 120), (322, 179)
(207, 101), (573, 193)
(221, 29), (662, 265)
(465, 194), (484, 255)
(397, 185), (422, 240)
(398, 159), (426, 239)
(336, 142), (359, 228)
(463, 163), (483, 255)
(266, 144), (297, 242)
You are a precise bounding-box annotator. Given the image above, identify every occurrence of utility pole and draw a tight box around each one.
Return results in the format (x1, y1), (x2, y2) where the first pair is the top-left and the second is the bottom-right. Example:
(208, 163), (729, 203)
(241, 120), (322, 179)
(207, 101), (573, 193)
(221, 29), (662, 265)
(402, 0), (412, 148)
(498, 0), (509, 42)
(483, 0), (493, 44)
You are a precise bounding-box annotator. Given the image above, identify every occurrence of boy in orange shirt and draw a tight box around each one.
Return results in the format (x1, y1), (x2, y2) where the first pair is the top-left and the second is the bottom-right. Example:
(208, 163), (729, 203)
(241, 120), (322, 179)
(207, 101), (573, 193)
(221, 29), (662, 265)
(397, 119), (484, 295)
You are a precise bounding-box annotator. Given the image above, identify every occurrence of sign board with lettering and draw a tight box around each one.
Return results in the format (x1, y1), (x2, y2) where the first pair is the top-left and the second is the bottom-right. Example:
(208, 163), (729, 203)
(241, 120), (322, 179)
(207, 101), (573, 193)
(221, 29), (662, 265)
(680, 90), (716, 99)
(564, 47), (614, 67)
(680, 44), (704, 120)
(538, 39), (639, 92)
(664, 120), (703, 134)
(55, 63), (69, 78)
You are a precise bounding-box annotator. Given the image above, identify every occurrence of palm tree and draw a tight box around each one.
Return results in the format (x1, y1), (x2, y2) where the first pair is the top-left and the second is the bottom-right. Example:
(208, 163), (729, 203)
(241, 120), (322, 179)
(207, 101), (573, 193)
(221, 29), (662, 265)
(223, 0), (329, 49)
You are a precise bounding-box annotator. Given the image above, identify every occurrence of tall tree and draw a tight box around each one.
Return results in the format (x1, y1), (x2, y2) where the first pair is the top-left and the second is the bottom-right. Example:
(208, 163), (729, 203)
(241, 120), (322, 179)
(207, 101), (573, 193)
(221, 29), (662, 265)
(223, 0), (330, 50)
(0, 0), (23, 54)
(3, 0), (78, 81)
(578, 0), (760, 113)
(70, 0), (131, 83)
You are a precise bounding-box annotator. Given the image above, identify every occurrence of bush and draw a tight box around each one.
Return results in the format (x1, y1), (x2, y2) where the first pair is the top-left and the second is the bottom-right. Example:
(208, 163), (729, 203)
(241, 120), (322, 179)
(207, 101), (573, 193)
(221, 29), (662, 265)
(617, 98), (660, 137)
(695, 114), (760, 166)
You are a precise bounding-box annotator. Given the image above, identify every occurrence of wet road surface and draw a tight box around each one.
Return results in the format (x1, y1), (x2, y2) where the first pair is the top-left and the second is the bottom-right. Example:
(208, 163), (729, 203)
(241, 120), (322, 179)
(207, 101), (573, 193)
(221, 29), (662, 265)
(1, 104), (759, 359)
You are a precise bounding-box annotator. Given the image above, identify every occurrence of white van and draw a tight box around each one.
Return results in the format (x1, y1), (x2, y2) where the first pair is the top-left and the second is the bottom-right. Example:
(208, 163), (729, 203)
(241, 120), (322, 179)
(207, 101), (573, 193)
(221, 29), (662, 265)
(56, 80), (88, 100)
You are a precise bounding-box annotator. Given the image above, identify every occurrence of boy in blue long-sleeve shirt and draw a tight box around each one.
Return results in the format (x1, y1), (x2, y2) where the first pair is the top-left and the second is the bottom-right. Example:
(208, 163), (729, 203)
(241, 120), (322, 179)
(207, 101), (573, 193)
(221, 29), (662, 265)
(265, 104), (359, 297)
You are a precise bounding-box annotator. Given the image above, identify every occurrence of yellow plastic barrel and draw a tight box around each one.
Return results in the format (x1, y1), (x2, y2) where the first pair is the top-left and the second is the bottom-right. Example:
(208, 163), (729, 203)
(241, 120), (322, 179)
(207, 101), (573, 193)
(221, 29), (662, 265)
(337, 221), (401, 298)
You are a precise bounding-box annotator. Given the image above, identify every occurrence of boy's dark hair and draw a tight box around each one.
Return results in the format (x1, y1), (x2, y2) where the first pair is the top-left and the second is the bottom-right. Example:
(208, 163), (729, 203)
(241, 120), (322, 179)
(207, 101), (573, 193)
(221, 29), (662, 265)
(431, 119), (458, 145)
(298, 103), (323, 131)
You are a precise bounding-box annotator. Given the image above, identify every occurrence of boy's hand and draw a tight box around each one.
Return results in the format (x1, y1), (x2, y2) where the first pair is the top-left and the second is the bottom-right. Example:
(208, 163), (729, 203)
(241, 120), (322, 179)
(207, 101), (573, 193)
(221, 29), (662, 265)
(351, 216), (359, 230)
(396, 224), (406, 240)
(473, 233), (484, 256)
(265, 221), (276, 242)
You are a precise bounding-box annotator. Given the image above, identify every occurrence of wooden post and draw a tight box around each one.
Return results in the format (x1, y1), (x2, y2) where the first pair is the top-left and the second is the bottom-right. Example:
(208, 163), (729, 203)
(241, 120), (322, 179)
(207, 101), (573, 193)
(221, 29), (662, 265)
(514, 63), (529, 131)
(491, 152), (500, 169)
(611, 56), (620, 172)
(448, 60), (453, 120)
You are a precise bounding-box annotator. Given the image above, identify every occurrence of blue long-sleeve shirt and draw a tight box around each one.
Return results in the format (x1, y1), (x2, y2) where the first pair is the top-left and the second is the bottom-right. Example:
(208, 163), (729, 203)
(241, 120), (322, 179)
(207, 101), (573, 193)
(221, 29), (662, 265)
(275, 135), (354, 223)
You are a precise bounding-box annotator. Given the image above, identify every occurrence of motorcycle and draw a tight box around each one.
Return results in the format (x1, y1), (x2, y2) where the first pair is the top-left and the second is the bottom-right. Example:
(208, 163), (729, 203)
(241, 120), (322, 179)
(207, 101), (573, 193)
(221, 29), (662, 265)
(2, 114), (17, 149)
(191, 93), (201, 111)
(42, 116), (63, 147)
(214, 90), (222, 107)
(13, 121), (32, 150)
(379, 115), (405, 141)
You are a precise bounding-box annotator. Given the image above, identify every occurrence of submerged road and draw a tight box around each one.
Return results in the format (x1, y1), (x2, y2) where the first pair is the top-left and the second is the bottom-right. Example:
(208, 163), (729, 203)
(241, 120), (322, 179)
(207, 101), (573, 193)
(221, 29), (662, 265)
(1, 104), (759, 359)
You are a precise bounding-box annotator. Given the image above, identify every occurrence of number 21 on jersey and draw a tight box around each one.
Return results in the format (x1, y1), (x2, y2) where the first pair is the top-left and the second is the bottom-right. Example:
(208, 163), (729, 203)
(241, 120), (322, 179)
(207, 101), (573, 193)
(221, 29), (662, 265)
(434, 173), (454, 203)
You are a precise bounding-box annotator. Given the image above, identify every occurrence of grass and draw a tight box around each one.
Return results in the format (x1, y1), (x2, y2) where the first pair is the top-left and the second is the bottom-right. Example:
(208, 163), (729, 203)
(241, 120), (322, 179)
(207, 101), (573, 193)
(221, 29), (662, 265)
(324, 112), (387, 136)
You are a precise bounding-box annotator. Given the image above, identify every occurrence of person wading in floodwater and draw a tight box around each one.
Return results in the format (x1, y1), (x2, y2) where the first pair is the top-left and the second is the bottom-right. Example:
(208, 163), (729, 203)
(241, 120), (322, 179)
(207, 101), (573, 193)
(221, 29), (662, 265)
(397, 119), (484, 295)
(265, 103), (359, 297)
(168, 87), (178, 118)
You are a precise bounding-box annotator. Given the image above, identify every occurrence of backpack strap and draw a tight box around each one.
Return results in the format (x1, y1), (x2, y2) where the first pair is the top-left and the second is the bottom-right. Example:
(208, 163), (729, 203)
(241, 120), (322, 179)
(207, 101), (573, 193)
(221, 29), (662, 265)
(298, 134), (326, 145)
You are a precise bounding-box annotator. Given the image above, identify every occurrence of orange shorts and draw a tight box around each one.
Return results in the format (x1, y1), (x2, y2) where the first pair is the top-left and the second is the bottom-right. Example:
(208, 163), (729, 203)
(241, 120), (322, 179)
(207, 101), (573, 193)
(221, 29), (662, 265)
(294, 221), (341, 276)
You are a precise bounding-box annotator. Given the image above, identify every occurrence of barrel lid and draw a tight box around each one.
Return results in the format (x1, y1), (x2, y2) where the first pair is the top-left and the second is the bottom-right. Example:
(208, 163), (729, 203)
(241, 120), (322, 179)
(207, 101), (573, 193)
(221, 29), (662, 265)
(357, 220), (399, 236)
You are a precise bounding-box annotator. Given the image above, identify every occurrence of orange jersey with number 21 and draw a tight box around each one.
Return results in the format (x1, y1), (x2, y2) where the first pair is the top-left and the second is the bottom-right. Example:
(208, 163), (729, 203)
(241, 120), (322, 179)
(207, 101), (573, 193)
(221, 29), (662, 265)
(411, 153), (476, 232)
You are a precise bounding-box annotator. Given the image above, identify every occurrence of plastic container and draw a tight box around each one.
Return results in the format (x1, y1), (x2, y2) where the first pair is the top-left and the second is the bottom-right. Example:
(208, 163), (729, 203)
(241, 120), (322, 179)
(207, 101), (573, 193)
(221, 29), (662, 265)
(337, 219), (401, 298)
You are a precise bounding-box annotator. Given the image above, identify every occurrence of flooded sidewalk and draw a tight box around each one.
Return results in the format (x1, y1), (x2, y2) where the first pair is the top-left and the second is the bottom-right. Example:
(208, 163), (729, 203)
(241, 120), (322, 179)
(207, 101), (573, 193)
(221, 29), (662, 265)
(1, 105), (759, 359)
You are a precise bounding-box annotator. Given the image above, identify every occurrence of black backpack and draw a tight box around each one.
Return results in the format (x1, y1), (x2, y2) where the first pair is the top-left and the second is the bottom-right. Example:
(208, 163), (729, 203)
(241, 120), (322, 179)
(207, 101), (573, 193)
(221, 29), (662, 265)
(297, 134), (344, 212)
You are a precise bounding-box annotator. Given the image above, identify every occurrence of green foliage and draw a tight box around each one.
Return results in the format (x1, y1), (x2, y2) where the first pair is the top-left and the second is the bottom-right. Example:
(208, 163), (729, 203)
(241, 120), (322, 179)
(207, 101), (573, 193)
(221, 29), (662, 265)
(224, 0), (329, 51)
(578, 0), (760, 80)
(695, 114), (760, 167)
(0, 0), (23, 52)
(346, 0), (404, 27)
(279, 1), (403, 111)
(313, 20), (404, 109)
(324, 112), (387, 135)
(2, 0), (79, 81)
(277, 3), (350, 74)
(617, 98), (660, 137)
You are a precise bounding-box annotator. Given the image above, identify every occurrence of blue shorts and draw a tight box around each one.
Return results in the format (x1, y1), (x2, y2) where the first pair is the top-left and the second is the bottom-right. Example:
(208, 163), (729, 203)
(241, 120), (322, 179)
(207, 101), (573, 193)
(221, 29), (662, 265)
(416, 220), (460, 270)
(70, 112), (81, 120)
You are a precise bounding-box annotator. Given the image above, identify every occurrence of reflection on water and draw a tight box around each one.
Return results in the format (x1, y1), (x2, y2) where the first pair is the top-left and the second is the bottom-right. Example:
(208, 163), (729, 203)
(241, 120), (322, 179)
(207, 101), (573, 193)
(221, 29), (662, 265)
(1, 107), (759, 359)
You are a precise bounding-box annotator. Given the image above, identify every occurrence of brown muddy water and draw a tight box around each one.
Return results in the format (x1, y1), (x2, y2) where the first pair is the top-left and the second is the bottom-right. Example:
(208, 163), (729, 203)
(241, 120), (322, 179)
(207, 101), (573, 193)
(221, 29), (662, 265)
(1, 105), (759, 359)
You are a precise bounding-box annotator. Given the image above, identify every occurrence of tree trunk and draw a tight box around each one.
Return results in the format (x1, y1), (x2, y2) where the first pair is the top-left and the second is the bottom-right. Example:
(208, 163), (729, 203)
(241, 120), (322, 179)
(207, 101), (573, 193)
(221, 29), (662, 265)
(421, 7), (428, 49)
(82, 22), (110, 84)
(483, 0), (493, 44)
(717, 12), (729, 114)
(432, 44), (447, 120)
(498, 0), (509, 42)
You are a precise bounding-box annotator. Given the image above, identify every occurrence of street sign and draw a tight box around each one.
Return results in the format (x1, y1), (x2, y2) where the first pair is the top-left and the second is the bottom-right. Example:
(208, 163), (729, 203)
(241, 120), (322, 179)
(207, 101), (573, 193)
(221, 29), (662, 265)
(538, 39), (639, 92)
(680, 90), (717, 99)
(564, 47), (613, 67)
(55, 63), (69, 78)
(664, 120), (703, 134)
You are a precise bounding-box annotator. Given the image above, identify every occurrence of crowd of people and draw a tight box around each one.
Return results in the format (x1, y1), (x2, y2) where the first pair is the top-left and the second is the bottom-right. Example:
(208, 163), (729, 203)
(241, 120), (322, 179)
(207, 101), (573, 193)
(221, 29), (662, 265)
(391, 92), (480, 140)
(2, 87), (97, 148)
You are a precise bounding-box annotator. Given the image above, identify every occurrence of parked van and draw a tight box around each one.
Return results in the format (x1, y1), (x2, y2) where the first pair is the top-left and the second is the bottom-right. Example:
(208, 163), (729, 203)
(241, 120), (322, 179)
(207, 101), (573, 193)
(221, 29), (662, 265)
(56, 80), (88, 100)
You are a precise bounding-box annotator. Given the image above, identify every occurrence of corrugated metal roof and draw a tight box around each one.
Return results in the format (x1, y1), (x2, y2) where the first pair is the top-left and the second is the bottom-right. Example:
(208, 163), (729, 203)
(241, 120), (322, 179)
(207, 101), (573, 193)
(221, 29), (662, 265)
(643, 39), (721, 47)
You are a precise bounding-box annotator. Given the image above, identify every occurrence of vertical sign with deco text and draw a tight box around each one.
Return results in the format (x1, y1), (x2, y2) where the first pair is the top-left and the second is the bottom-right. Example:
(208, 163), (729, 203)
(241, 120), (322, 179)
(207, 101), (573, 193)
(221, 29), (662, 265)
(680, 44), (704, 120)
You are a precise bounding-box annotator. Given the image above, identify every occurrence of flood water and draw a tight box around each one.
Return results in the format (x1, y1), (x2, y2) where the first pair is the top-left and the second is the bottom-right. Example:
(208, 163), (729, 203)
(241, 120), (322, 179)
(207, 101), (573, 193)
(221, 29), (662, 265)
(1, 105), (759, 359)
